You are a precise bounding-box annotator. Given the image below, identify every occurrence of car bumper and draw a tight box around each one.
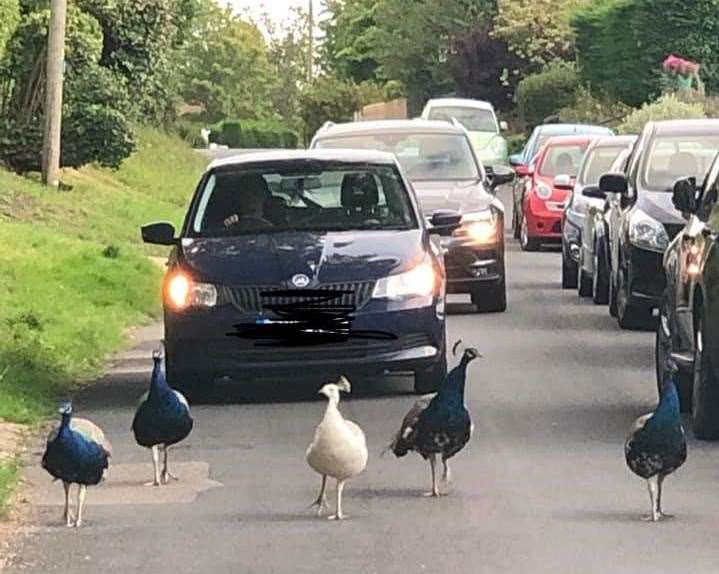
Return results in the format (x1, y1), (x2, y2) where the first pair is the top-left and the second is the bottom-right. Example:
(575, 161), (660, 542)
(164, 300), (446, 381)
(440, 237), (504, 293)
(627, 246), (665, 307)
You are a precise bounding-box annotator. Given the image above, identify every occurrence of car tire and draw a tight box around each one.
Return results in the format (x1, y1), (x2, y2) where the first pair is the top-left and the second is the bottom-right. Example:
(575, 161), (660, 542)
(512, 209), (521, 240)
(609, 271), (619, 317)
(414, 356), (447, 394)
(616, 266), (653, 330)
(577, 254), (592, 298)
(562, 247), (578, 289)
(655, 300), (692, 413)
(520, 216), (540, 252)
(692, 313), (719, 440)
(592, 239), (610, 305)
(471, 278), (507, 313)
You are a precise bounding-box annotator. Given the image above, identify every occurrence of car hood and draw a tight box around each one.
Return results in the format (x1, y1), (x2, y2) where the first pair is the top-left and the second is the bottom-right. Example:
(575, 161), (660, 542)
(636, 190), (685, 225)
(179, 230), (424, 286)
(467, 131), (500, 151)
(411, 180), (495, 216)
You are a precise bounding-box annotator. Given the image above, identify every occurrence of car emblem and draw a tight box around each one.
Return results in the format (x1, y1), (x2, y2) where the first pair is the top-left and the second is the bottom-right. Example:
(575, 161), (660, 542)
(291, 274), (311, 288)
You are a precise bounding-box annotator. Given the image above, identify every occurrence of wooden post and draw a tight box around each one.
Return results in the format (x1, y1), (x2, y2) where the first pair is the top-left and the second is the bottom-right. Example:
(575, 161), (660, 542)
(41, 0), (67, 188)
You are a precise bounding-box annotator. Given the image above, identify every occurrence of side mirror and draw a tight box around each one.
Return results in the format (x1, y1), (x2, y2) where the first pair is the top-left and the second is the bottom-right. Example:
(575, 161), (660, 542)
(514, 163), (533, 178)
(430, 210), (462, 235)
(142, 222), (177, 246)
(499, 120), (509, 132)
(599, 172), (628, 195)
(582, 185), (606, 200)
(509, 154), (523, 167)
(553, 174), (573, 190)
(672, 177), (698, 216)
(486, 165), (515, 190)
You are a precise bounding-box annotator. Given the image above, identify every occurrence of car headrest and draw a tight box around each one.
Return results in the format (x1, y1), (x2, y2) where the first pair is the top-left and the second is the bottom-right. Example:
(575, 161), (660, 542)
(555, 152), (574, 175)
(341, 173), (379, 211)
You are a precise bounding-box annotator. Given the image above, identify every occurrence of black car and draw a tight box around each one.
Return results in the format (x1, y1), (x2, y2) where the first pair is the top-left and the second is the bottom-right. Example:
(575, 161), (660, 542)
(656, 155), (719, 437)
(311, 120), (514, 312)
(601, 120), (719, 330)
(567, 136), (637, 295)
(141, 150), (449, 398)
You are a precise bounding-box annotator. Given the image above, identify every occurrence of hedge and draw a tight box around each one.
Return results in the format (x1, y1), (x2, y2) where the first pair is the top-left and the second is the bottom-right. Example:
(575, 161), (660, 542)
(516, 62), (579, 128)
(209, 119), (299, 149)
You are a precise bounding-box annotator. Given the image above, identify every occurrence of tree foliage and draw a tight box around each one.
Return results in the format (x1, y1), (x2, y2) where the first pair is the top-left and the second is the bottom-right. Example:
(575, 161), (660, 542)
(299, 75), (361, 142)
(516, 61), (579, 127)
(0, 0), (20, 58)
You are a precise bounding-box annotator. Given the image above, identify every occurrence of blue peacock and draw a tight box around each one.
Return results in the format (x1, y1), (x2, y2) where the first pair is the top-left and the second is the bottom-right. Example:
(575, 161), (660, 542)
(387, 341), (480, 497)
(42, 402), (112, 527)
(625, 361), (687, 522)
(132, 349), (194, 486)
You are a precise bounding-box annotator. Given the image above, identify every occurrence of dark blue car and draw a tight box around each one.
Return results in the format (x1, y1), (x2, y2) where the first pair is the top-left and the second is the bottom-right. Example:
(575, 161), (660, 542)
(142, 150), (449, 400)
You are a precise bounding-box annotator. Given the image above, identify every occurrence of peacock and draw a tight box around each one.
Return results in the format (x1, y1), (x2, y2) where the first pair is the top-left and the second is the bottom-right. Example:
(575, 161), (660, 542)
(306, 376), (368, 520)
(625, 362), (687, 522)
(42, 402), (112, 527)
(387, 342), (480, 497)
(132, 349), (193, 486)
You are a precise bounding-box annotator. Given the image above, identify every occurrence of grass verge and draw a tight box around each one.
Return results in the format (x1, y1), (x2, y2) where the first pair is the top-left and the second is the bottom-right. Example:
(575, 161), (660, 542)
(0, 460), (18, 519)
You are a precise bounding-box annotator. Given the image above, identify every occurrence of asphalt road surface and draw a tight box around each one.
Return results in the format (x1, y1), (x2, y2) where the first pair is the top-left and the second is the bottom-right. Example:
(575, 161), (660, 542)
(7, 188), (719, 574)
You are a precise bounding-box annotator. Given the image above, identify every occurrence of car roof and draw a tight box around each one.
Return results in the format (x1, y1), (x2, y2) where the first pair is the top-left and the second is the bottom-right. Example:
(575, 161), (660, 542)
(535, 123), (613, 135)
(591, 135), (638, 148)
(424, 98), (495, 111)
(542, 134), (603, 146)
(207, 149), (398, 171)
(649, 119), (719, 135)
(314, 119), (466, 139)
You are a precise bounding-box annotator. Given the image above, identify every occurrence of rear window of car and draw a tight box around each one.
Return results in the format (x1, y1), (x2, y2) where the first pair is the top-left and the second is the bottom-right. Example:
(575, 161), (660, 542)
(642, 134), (719, 191)
(189, 162), (418, 237)
(426, 106), (497, 133)
(538, 144), (588, 178)
(580, 145), (629, 185)
(315, 133), (481, 182)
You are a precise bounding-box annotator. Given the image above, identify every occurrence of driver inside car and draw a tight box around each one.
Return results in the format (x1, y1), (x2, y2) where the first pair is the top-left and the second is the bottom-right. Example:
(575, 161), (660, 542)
(223, 174), (274, 231)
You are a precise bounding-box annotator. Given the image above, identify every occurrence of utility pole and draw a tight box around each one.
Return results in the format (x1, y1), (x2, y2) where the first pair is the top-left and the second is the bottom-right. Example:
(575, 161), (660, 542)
(307, 0), (314, 83)
(41, 0), (67, 188)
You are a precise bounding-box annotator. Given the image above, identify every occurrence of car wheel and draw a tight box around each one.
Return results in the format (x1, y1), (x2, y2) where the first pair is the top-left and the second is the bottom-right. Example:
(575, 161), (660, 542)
(562, 246), (578, 289)
(592, 239), (610, 305)
(512, 208), (521, 240)
(655, 299), (692, 413)
(609, 270), (619, 317)
(616, 266), (652, 330)
(414, 356), (447, 394)
(471, 278), (507, 313)
(577, 251), (592, 297)
(520, 216), (539, 252)
(692, 313), (719, 440)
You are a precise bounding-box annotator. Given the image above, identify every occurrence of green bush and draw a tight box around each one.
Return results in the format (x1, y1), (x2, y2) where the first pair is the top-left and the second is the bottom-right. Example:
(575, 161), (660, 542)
(506, 134), (526, 156)
(558, 86), (632, 128)
(618, 93), (706, 135)
(210, 119), (299, 149)
(516, 62), (579, 128)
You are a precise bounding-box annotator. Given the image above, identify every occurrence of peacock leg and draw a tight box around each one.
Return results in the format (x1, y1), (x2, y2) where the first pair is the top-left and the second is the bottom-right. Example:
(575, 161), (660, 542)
(63, 482), (74, 527)
(310, 475), (328, 516)
(328, 479), (347, 521)
(161, 445), (179, 484)
(642, 475), (661, 522)
(440, 458), (452, 494)
(144, 445), (161, 487)
(75, 485), (87, 528)
(656, 474), (673, 519)
(423, 454), (440, 497)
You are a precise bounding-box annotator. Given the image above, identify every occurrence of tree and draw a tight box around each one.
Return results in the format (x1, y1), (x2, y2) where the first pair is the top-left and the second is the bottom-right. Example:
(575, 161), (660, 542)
(0, 0), (20, 58)
(299, 75), (360, 143)
(175, 0), (274, 121)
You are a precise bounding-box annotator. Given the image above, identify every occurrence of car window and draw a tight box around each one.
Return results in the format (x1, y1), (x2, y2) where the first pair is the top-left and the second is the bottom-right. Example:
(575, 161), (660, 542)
(538, 144), (588, 178)
(190, 163), (418, 237)
(426, 106), (497, 132)
(642, 135), (719, 192)
(315, 133), (481, 181)
(580, 146), (630, 185)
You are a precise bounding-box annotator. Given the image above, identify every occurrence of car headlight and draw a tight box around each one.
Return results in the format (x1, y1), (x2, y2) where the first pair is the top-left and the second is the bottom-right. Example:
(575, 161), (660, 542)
(373, 262), (437, 300)
(454, 210), (498, 244)
(536, 181), (552, 200)
(165, 271), (217, 310)
(629, 209), (669, 253)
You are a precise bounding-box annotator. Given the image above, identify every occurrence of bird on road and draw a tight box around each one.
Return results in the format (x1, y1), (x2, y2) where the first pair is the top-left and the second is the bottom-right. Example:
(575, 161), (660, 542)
(132, 349), (193, 486)
(42, 402), (112, 527)
(306, 376), (368, 520)
(387, 343), (480, 497)
(625, 362), (687, 522)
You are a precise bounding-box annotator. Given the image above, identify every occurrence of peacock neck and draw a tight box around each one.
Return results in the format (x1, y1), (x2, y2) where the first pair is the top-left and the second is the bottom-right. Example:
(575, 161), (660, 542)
(149, 361), (170, 401)
(441, 360), (469, 402)
(322, 397), (342, 423)
(653, 380), (681, 425)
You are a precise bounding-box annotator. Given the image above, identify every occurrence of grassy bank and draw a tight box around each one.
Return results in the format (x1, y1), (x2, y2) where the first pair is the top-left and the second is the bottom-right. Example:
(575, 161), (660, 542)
(0, 461), (18, 519)
(0, 127), (207, 425)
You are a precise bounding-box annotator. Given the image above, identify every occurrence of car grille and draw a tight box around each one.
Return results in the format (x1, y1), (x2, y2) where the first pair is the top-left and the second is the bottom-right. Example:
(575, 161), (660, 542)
(221, 281), (376, 313)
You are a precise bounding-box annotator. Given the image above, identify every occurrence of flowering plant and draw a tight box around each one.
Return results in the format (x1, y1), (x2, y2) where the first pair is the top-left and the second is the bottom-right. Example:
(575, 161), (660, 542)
(663, 54), (700, 77)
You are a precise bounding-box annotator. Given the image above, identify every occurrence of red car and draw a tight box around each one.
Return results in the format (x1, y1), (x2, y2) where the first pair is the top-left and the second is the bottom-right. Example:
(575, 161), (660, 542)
(518, 135), (598, 251)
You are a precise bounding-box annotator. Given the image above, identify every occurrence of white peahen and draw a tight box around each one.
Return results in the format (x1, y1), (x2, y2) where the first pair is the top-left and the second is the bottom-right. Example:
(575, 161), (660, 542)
(306, 376), (368, 520)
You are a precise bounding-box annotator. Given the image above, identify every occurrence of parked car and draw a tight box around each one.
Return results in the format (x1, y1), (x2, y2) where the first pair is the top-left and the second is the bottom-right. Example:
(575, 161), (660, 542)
(655, 153), (719, 435)
(577, 146), (634, 305)
(563, 135), (637, 290)
(509, 123), (614, 238)
(310, 120), (514, 312)
(141, 149), (450, 398)
(602, 120), (719, 330)
(421, 98), (509, 167)
(517, 135), (599, 251)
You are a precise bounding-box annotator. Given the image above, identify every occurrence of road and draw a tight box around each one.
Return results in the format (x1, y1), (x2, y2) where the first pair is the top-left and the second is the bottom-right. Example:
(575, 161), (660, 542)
(6, 188), (719, 574)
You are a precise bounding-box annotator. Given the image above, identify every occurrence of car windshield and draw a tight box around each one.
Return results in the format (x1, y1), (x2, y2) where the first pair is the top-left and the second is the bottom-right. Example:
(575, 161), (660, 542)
(190, 163), (418, 237)
(642, 134), (719, 191)
(581, 145), (629, 185)
(427, 106), (497, 132)
(315, 133), (480, 182)
(538, 144), (588, 178)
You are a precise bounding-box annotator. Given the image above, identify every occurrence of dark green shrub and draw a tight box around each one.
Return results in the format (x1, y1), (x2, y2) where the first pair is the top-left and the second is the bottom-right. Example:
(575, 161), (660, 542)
(516, 62), (579, 128)
(209, 119), (299, 149)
